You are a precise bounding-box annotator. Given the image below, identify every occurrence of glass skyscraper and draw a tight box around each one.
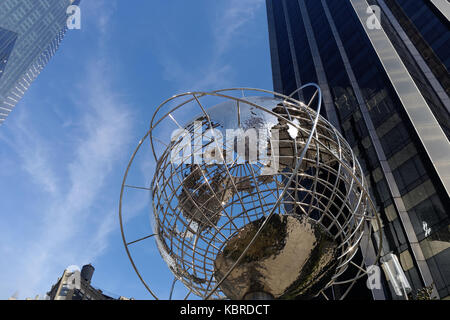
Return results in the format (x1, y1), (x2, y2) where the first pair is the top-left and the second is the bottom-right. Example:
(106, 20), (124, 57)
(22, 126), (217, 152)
(266, 0), (449, 299)
(0, 0), (80, 125)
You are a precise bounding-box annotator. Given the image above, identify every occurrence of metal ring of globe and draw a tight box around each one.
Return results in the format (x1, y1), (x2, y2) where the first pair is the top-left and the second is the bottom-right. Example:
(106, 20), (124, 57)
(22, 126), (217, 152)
(119, 84), (383, 300)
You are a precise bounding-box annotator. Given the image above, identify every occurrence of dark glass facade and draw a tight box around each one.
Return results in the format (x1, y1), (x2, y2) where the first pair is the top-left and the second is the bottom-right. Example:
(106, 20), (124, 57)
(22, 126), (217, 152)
(266, 0), (450, 300)
(394, 0), (450, 71)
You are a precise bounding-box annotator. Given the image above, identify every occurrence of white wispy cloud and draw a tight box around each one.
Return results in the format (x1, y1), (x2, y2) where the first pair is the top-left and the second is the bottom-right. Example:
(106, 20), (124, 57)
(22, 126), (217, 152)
(0, 61), (134, 298)
(0, 112), (59, 195)
(156, 0), (265, 92)
(0, 0), (136, 299)
(0, 0), (267, 299)
(213, 0), (265, 56)
(82, 0), (117, 38)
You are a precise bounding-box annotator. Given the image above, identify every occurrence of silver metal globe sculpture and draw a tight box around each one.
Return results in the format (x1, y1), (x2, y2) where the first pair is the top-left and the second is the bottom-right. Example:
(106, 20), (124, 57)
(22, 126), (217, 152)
(119, 84), (383, 300)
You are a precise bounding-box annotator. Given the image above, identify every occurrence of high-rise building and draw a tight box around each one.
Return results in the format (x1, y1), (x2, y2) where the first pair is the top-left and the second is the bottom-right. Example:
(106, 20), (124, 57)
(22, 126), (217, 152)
(47, 264), (132, 300)
(0, 0), (80, 125)
(266, 0), (449, 300)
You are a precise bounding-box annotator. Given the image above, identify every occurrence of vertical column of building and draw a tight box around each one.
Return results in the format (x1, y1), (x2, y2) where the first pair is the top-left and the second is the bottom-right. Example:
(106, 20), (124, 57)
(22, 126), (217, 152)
(376, 0), (450, 113)
(299, 0), (393, 299)
(429, 0), (450, 21)
(367, 0), (450, 143)
(280, 0), (303, 101)
(322, 0), (439, 299)
(266, 0), (450, 299)
(349, 0), (450, 299)
(267, 0), (385, 299)
(373, 0), (450, 299)
(265, 0), (283, 95)
(296, 0), (341, 131)
(350, 0), (450, 198)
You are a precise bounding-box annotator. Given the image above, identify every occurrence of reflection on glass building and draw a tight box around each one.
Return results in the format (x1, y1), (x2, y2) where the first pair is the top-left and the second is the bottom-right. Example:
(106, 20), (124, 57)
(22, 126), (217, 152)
(266, 0), (449, 299)
(0, 0), (80, 125)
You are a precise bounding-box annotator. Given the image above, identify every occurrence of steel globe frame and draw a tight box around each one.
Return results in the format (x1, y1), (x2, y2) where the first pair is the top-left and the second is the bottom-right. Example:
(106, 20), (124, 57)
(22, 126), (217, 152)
(119, 84), (383, 300)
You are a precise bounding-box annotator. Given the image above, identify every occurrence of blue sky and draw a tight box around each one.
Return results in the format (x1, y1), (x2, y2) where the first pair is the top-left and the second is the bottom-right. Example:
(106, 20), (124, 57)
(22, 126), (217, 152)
(0, 0), (273, 299)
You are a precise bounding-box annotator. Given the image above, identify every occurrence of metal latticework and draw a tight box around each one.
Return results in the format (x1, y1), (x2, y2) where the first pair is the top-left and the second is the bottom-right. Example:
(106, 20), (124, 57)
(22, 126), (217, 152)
(119, 85), (382, 300)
